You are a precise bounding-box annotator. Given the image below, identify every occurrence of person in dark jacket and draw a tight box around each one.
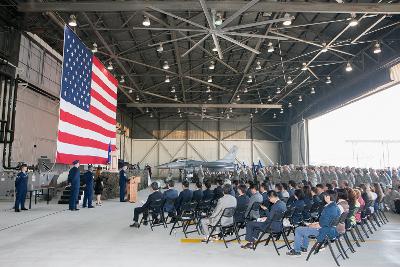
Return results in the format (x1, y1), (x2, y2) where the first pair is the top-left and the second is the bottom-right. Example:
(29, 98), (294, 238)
(287, 190), (341, 256)
(192, 182), (203, 203)
(68, 160), (81, 211)
(82, 165), (94, 208)
(163, 180), (178, 216)
(130, 182), (163, 228)
(119, 164), (129, 202)
(259, 182), (270, 217)
(14, 164), (28, 212)
(235, 184), (250, 222)
(302, 185), (314, 220)
(213, 179), (224, 200)
(202, 180), (214, 200)
(175, 180), (193, 214)
(291, 189), (306, 225)
(241, 190), (287, 249)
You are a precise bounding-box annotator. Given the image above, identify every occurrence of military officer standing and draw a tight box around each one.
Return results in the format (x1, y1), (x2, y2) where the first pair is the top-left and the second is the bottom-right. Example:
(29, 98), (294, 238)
(14, 164), (28, 212)
(68, 160), (81, 211)
(119, 164), (129, 202)
(82, 165), (94, 208)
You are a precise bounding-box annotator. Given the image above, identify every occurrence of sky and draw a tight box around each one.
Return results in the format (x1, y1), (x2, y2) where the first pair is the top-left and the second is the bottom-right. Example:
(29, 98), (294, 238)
(308, 83), (400, 168)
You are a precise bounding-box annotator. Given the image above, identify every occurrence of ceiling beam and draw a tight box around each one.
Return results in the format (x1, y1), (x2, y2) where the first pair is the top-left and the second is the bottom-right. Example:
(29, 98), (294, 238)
(18, 1), (400, 14)
(126, 103), (282, 109)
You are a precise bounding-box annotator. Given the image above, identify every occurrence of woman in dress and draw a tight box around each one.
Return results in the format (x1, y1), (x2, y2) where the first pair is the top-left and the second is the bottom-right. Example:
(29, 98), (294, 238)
(94, 166), (104, 206)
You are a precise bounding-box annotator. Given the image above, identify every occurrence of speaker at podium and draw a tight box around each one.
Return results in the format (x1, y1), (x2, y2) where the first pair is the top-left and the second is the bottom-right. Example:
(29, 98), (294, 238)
(128, 176), (141, 203)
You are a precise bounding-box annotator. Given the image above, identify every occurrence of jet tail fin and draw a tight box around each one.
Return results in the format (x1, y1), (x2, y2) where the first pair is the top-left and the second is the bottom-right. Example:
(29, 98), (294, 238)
(222, 146), (238, 161)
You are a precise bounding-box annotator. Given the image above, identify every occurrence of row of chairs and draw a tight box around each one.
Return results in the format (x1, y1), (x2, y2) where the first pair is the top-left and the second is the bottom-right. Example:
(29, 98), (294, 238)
(306, 199), (390, 266)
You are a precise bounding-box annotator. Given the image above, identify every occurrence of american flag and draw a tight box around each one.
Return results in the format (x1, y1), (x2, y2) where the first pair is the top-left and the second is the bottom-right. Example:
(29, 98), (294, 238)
(56, 26), (117, 165)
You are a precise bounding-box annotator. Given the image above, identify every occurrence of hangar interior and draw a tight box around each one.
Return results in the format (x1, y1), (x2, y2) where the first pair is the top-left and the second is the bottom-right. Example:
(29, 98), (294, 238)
(1, 1), (400, 267)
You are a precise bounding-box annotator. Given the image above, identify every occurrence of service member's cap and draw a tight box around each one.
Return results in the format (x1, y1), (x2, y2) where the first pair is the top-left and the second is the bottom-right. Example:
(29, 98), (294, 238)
(20, 163), (27, 168)
(72, 160), (80, 165)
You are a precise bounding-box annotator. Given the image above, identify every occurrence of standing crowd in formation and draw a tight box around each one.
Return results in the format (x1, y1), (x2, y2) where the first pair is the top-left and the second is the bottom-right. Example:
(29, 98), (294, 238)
(128, 163), (399, 260)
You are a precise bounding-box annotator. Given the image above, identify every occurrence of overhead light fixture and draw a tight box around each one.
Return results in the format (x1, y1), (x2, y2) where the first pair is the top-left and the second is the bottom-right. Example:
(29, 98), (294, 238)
(208, 95), (212, 101)
(68, 14), (77, 27)
(298, 95), (302, 102)
(156, 43), (163, 52)
(256, 61), (262, 70)
(177, 108), (181, 113)
(174, 95), (178, 101)
(267, 96), (272, 102)
(149, 113), (154, 118)
(301, 63), (307, 71)
(136, 95), (139, 101)
(120, 76), (125, 83)
(288, 102), (292, 108)
(209, 61), (215, 70)
(226, 114), (230, 119)
(142, 16), (150, 27)
(267, 42), (274, 53)
(215, 12), (223, 26)
(250, 113), (254, 119)
(247, 75), (253, 83)
(282, 13), (292, 26)
(236, 95), (241, 101)
(254, 108), (258, 114)
(162, 61), (169, 70)
(212, 46), (218, 52)
(345, 62), (353, 72)
(208, 76), (213, 83)
(171, 86), (176, 93)
(107, 62), (113, 70)
(276, 87), (281, 94)
(280, 108), (284, 114)
(145, 107), (149, 113)
(310, 87), (315, 94)
(287, 76), (293, 85)
(165, 75), (170, 83)
(243, 87), (248, 93)
(91, 43), (98, 53)
(373, 42), (381, 54)
(321, 42), (328, 53)
(206, 86), (211, 93)
(326, 76), (332, 84)
(229, 108), (233, 113)
(349, 13), (358, 27)
(179, 113), (182, 118)
(128, 89), (133, 94)
(273, 113), (277, 119)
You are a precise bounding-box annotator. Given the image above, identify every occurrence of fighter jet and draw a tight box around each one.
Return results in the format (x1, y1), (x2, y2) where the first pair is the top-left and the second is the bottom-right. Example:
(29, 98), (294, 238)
(156, 146), (238, 171)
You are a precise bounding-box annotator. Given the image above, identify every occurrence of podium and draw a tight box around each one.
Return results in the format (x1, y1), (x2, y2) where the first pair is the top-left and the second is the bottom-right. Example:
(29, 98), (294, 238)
(128, 176), (141, 203)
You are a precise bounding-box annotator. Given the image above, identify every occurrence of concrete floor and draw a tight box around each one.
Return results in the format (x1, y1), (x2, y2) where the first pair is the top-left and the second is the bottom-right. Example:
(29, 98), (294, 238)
(1, 187), (400, 267)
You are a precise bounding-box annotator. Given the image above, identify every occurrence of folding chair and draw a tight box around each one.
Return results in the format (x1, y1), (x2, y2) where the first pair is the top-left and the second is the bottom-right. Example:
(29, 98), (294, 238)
(344, 207), (361, 250)
(306, 216), (346, 267)
(169, 201), (199, 238)
(205, 207), (240, 248)
(162, 198), (177, 226)
(139, 199), (167, 231)
(253, 210), (292, 255)
(245, 201), (262, 221)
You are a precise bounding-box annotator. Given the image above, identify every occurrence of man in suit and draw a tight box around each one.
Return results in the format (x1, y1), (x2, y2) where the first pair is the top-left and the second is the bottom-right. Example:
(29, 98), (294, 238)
(14, 164), (28, 212)
(259, 182), (269, 216)
(163, 180), (178, 216)
(119, 164), (129, 202)
(213, 179), (224, 200)
(82, 165), (94, 208)
(202, 180), (214, 200)
(200, 184), (237, 240)
(130, 182), (163, 228)
(246, 184), (263, 220)
(68, 160), (80, 211)
(175, 180), (193, 214)
(241, 190), (287, 249)
(235, 184), (250, 222)
(287, 190), (341, 256)
(192, 182), (203, 203)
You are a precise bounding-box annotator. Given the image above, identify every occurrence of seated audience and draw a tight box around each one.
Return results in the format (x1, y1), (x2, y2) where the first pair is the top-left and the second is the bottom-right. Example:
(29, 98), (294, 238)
(202, 180), (214, 200)
(192, 182), (203, 203)
(336, 189), (349, 234)
(163, 180), (178, 216)
(286, 190), (341, 256)
(175, 180), (193, 214)
(290, 189), (306, 225)
(213, 179), (224, 200)
(200, 184), (237, 240)
(246, 184), (263, 220)
(235, 184), (250, 222)
(130, 182), (163, 228)
(241, 190), (287, 249)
